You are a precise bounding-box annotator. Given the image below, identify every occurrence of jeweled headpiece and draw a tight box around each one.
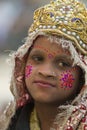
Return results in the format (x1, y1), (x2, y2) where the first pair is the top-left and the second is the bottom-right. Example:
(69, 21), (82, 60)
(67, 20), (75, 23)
(29, 0), (87, 55)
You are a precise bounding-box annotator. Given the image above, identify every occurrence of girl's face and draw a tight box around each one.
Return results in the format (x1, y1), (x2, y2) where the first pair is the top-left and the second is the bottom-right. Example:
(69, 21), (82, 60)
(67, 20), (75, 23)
(25, 36), (82, 105)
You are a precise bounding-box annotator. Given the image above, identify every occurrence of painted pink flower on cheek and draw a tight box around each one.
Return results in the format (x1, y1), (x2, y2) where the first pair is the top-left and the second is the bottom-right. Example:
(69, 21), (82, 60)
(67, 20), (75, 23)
(25, 65), (33, 78)
(60, 70), (75, 89)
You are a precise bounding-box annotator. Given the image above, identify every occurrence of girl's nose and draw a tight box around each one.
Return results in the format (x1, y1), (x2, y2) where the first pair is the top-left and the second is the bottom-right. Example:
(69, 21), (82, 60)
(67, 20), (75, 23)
(38, 63), (56, 78)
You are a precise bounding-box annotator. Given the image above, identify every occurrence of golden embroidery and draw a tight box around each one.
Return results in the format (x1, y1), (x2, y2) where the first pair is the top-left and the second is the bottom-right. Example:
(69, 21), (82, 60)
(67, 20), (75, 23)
(30, 108), (40, 130)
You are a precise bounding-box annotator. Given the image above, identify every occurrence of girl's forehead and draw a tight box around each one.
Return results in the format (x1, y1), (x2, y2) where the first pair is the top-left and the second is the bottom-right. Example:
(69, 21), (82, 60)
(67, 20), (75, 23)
(33, 35), (71, 55)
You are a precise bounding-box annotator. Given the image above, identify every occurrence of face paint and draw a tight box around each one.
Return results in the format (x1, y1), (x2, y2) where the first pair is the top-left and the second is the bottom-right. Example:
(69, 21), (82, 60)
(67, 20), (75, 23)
(25, 65), (33, 78)
(60, 70), (75, 89)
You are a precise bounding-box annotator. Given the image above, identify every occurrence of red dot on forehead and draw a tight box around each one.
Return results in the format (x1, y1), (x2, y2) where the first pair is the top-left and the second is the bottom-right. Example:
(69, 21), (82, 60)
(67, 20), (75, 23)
(48, 53), (54, 58)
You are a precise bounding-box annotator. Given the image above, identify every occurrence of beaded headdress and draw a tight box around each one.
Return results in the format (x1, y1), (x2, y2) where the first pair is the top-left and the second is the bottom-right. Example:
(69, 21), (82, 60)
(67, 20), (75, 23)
(29, 0), (87, 55)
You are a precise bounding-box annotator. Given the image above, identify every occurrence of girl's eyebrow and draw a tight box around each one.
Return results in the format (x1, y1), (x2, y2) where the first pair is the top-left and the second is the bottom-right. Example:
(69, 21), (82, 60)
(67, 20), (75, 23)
(55, 55), (73, 62)
(55, 54), (71, 59)
(29, 49), (44, 55)
(30, 48), (73, 62)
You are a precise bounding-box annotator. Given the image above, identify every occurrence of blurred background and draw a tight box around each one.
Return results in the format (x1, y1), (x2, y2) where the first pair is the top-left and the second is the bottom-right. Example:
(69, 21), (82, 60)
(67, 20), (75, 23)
(0, 0), (87, 113)
(0, 0), (50, 114)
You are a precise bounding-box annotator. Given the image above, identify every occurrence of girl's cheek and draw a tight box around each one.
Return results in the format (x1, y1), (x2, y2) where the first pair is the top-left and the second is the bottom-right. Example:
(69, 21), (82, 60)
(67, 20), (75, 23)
(59, 70), (75, 90)
(25, 65), (33, 78)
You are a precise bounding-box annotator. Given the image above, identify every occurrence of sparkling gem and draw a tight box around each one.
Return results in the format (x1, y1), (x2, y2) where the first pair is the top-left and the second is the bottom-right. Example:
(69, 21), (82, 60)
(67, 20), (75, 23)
(82, 44), (86, 48)
(39, 25), (42, 28)
(35, 28), (38, 31)
(62, 6), (65, 9)
(62, 28), (67, 32)
(65, 17), (68, 20)
(80, 40), (83, 45)
(72, 32), (76, 36)
(56, 16), (59, 19)
(43, 26), (46, 29)
(67, 14), (71, 17)
(70, 8), (73, 11)
(76, 35), (80, 39)
(67, 5), (71, 8)
(64, 21), (68, 24)
(62, 11), (66, 14)
(60, 8), (63, 11)
(59, 21), (62, 24)
(50, 12), (54, 17)
(67, 31), (71, 34)
(71, 18), (81, 22)
(56, 19), (59, 22)
(61, 16), (65, 18)
(47, 25), (51, 29)
(52, 25), (56, 29)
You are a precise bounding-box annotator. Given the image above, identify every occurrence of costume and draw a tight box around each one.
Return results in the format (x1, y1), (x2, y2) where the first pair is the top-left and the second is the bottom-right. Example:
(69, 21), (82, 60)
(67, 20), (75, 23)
(0, 0), (87, 130)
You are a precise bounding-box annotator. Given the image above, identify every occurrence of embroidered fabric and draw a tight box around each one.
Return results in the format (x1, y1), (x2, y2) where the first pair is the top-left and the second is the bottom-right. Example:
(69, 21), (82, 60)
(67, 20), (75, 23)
(0, 0), (87, 130)
(30, 108), (40, 130)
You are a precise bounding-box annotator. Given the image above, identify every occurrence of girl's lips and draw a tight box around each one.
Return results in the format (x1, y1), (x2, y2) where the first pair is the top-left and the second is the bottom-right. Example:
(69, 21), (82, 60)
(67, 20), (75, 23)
(34, 80), (55, 88)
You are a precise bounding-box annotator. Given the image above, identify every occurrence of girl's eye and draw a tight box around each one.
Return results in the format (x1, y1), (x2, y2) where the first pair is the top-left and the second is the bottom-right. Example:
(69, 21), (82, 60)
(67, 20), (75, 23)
(56, 61), (71, 68)
(31, 55), (44, 62)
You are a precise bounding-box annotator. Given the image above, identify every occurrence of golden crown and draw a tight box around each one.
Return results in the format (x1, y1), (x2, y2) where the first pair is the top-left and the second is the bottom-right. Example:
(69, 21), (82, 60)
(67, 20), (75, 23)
(29, 0), (87, 55)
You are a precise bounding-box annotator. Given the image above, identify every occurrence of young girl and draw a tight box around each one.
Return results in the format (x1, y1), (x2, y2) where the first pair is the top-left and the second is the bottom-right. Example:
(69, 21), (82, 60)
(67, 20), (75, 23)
(0, 0), (87, 130)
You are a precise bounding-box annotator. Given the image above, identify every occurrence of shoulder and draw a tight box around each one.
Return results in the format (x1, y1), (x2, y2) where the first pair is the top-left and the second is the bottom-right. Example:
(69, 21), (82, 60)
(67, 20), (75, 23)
(7, 106), (22, 130)
(7, 103), (34, 130)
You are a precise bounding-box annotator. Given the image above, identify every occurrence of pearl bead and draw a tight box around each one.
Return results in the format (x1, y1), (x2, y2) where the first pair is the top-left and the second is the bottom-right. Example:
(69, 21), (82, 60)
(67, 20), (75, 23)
(52, 25), (56, 29)
(62, 28), (67, 32)
(72, 32), (76, 36)
(59, 21), (62, 24)
(67, 31), (71, 34)
(47, 25), (51, 29)
(62, 6), (65, 9)
(35, 28), (38, 31)
(60, 8), (63, 11)
(76, 35), (80, 39)
(39, 25), (42, 28)
(82, 44), (86, 48)
(56, 19), (59, 22)
(43, 26), (46, 29)
(80, 40), (83, 45)
(61, 16), (64, 18)
(56, 16), (59, 19)
(62, 11), (66, 14)
(70, 8), (73, 11)
(65, 17), (68, 20)
(64, 21), (68, 24)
